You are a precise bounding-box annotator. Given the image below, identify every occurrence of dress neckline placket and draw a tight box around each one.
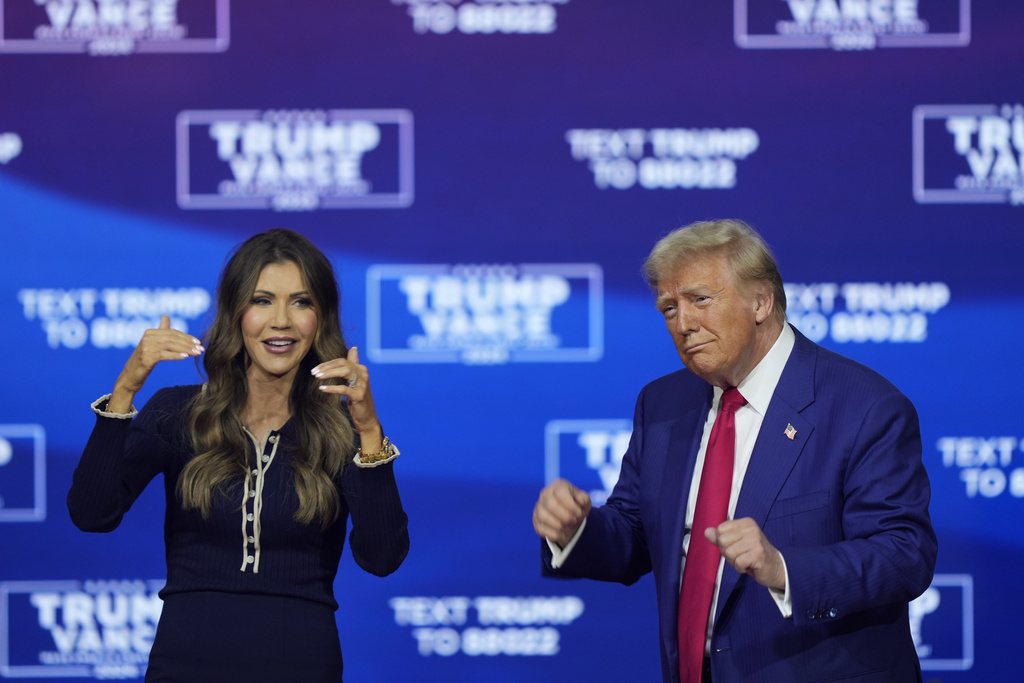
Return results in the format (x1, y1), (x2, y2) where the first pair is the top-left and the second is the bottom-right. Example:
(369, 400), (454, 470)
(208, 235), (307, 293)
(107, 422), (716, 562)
(239, 429), (280, 573)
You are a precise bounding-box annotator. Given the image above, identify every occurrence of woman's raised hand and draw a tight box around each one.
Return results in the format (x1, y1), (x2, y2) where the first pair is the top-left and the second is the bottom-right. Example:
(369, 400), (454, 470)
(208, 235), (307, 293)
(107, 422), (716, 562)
(108, 315), (204, 413)
(311, 346), (383, 452)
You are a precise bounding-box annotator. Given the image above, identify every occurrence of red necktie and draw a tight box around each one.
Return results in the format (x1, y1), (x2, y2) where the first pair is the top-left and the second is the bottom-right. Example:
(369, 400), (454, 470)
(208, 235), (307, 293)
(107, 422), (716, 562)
(677, 388), (746, 682)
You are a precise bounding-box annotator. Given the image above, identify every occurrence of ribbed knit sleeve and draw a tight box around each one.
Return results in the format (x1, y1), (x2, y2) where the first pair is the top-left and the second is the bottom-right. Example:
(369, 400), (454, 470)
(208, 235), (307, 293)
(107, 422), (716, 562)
(67, 388), (186, 533)
(342, 460), (409, 577)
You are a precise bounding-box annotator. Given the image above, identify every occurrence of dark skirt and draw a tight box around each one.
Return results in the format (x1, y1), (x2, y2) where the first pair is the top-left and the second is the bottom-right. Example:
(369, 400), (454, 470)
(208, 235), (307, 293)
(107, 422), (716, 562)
(146, 592), (343, 683)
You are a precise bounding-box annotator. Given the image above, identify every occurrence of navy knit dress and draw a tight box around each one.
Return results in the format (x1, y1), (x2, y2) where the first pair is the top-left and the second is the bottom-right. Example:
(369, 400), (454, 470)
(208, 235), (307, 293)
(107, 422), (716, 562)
(68, 386), (409, 683)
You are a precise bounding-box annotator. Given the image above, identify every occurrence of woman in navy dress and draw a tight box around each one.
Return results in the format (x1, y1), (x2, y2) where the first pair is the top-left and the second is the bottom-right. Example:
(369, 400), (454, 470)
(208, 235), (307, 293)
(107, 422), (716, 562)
(69, 229), (409, 682)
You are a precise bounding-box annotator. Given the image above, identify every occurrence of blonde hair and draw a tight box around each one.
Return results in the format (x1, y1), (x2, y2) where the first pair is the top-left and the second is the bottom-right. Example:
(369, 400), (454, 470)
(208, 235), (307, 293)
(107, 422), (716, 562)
(642, 218), (787, 326)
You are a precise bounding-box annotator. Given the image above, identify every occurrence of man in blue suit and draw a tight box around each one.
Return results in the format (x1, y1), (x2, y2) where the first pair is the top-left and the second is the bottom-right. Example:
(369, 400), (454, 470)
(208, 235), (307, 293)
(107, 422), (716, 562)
(533, 219), (936, 682)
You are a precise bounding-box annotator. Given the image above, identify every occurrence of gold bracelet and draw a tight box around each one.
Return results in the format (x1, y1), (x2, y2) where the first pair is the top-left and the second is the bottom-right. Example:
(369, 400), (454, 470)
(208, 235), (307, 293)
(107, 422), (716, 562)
(357, 436), (393, 463)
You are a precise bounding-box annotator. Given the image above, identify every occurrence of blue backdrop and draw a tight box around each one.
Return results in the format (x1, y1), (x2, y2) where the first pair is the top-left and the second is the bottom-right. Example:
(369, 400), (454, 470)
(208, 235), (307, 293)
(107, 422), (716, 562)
(1, 1), (1021, 680)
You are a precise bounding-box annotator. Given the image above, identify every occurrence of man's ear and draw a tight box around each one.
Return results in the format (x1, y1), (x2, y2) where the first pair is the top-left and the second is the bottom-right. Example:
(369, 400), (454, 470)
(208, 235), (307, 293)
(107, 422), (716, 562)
(753, 283), (774, 325)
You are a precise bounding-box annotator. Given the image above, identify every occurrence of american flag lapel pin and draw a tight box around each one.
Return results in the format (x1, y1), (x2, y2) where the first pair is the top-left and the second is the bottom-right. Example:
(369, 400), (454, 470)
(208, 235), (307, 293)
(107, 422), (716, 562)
(784, 423), (797, 440)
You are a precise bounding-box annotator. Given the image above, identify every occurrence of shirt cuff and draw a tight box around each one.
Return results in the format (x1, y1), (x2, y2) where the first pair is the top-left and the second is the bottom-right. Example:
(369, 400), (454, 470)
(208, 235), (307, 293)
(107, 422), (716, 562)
(91, 394), (138, 419)
(353, 440), (400, 469)
(768, 551), (793, 618)
(547, 517), (587, 569)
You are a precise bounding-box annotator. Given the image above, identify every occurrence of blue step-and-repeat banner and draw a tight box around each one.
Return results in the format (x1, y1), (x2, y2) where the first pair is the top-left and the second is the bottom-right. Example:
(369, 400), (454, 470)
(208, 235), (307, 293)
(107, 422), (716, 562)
(1, 1), (1021, 680)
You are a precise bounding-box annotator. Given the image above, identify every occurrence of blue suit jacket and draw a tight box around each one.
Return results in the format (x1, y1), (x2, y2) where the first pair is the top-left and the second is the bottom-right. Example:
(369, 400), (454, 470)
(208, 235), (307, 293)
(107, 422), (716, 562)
(543, 328), (937, 682)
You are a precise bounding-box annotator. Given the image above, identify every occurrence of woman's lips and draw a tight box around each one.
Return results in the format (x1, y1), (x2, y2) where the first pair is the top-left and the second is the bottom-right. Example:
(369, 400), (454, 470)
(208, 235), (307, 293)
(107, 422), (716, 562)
(262, 338), (296, 354)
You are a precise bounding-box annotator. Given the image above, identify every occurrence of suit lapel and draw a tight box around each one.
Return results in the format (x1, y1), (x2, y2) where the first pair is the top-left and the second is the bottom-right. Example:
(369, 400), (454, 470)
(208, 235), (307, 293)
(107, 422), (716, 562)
(661, 384), (713, 591)
(715, 329), (818, 621)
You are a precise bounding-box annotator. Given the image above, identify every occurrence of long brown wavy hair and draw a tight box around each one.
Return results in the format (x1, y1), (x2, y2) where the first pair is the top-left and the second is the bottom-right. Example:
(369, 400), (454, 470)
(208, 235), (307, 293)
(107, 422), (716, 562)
(178, 229), (355, 527)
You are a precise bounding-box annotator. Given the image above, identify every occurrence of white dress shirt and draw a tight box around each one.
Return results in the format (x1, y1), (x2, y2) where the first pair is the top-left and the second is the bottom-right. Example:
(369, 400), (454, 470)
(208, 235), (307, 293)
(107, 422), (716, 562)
(687, 323), (796, 652)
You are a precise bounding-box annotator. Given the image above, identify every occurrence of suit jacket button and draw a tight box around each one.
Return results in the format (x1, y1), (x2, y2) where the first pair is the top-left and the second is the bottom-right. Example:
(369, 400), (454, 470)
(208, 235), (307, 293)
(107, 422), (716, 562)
(827, 608), (838, 618)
